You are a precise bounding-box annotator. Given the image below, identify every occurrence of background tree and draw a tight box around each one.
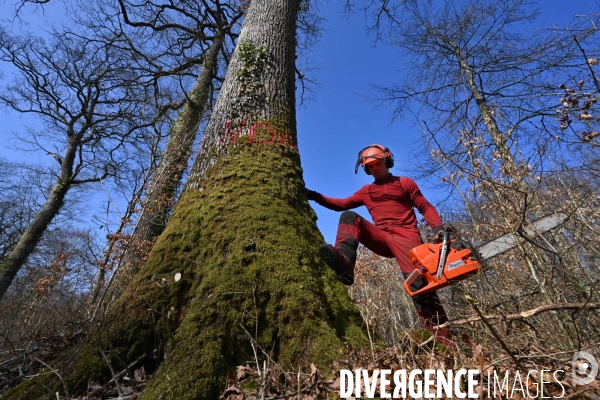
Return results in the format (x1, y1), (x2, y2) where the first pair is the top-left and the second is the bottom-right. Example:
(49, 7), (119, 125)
(0, 26), (163, 300)
(0, 226), (98, 376)
(0, 158), (100, 387)
(0, 159), (40, 265)
(0, 158), (89, 268)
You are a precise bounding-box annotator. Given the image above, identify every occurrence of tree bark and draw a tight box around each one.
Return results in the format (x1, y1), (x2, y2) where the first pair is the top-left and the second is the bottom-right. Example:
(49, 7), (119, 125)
(130, 0), (366, 396)
(135, 34), (224, 241)
(0, 141), (77, 301)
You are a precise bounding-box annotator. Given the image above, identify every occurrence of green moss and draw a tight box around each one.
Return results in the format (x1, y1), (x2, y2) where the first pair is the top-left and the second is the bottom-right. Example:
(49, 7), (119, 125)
(240, 378), (259, 392)
(2, 367), (61, 400)
(232, 43), (270, 120)
(236, 43), (268, 82)
(133, 136), (364, 399)
(65, 344), (109, 389)
(342, 324), (372, 349)
(435, 343), (453, 355)
(414, 328), (432, 342)
(16, 128), (366, 399)
(2, 342), (121, 400)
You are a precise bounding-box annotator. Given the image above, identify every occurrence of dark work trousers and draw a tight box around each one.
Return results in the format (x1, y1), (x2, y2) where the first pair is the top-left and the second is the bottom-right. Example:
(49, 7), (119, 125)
(335, 211), (454, 347)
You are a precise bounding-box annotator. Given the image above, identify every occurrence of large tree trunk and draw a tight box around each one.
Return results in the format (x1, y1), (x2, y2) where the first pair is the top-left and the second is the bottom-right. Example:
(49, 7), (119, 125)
(130, 0), (365, 396)
(3, 1), (365, 399)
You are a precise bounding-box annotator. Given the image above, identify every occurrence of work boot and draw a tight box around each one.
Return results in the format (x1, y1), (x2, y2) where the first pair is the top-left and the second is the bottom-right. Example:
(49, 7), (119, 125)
(318, 244), (355, 285)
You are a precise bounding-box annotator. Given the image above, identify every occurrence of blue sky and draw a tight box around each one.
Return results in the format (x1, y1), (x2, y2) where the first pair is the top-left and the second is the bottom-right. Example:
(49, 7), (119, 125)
(297, 0), (599, 243)
(0, 0), (598, 244)
(297, 5), (409, 242)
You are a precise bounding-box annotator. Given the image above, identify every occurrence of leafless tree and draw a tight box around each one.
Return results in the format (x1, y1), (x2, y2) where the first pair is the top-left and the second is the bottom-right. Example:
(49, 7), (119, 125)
(0, 26), (163, 300)
(0, 225), (98, 382)
(0, 160), (38, 264)
(0, 158), (88, 265)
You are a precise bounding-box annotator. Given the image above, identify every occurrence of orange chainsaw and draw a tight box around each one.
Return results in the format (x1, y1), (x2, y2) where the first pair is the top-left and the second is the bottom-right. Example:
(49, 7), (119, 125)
(403, 213), (568, 297)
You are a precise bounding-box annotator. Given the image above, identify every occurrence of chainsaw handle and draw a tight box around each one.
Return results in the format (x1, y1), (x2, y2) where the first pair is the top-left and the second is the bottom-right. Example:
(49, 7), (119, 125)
(404, 268), (426, 295)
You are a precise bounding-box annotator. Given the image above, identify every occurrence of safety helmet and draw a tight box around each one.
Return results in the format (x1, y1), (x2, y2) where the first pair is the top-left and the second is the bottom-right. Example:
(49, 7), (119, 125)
(354, 144), (394, 175)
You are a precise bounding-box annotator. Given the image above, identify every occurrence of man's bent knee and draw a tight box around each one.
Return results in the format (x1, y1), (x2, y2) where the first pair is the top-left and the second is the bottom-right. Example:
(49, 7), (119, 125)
(340, 211), (360, 225)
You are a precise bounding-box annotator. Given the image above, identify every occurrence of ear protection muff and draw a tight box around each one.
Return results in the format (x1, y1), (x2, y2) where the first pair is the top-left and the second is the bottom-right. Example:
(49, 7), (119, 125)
(354, 144), (394, 175)
(383, 147), (394, 169)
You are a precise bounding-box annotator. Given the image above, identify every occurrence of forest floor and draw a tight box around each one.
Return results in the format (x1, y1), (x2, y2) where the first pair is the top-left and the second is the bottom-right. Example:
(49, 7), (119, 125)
(2, 329), (599, 399)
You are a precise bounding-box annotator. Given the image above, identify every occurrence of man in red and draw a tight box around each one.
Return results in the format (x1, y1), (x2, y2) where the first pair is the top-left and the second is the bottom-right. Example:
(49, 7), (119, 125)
(306, 144), (454, 347)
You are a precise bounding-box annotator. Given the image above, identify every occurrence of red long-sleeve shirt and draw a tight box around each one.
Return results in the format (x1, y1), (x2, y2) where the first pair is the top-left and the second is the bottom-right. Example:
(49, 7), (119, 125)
(313, 175), (442, 232)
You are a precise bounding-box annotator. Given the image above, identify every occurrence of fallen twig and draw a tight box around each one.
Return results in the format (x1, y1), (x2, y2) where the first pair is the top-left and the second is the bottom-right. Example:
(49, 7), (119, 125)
(85, 353), (145, 399)
(33, 358), (71, 400)
(99, 349), (123, 398)
(239, 323), (277, 368)
(466, 296), (532, 379)
(434, 302), (600, 329)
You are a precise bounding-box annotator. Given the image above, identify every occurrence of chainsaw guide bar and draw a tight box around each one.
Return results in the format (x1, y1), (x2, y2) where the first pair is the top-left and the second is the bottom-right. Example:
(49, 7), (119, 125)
(403, 213), (569, 297)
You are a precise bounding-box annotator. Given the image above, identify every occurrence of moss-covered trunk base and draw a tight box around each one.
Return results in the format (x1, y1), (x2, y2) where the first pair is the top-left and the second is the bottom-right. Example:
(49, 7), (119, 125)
(2, 139), (367, 400)
(137, 139), (366, 399)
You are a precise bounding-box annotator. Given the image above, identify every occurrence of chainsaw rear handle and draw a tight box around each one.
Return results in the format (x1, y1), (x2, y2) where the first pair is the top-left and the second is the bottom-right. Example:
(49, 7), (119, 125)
(404, 267), (427, 295)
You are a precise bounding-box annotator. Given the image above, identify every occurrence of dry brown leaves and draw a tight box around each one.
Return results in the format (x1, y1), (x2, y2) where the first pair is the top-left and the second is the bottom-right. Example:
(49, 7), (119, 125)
(220, 338), (599, 399)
